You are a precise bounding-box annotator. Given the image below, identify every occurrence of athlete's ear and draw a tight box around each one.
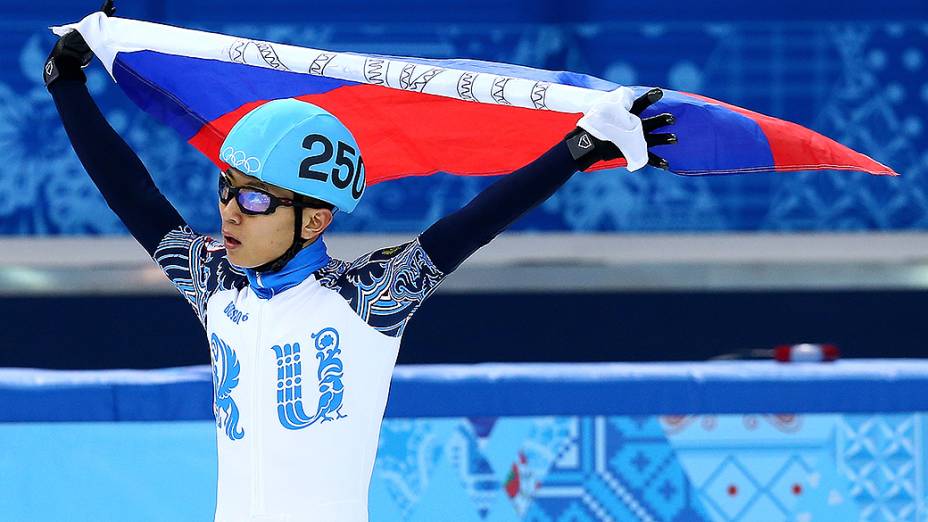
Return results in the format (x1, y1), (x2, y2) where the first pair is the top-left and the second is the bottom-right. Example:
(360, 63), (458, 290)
(301, 207), (333, 241)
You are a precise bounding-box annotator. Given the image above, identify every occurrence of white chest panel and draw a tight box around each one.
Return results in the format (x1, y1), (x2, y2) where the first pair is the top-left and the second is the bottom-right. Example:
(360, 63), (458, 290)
(206, 278), (401, 522)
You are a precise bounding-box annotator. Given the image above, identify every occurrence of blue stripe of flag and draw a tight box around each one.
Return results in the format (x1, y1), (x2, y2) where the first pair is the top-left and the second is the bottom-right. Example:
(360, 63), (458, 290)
(114, 50), (357, 140)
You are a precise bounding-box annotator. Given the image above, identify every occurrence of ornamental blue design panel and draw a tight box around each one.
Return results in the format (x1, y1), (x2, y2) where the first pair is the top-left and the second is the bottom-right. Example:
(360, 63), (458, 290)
(209, 333), (244, 441)
(270, 327), (347, 430)
(315, 240), (445, 338)
(0, 413), (927, 520)
(368, 413), (928, 521)
(1, 6), (926, 234)
(4, 360), (927, 519)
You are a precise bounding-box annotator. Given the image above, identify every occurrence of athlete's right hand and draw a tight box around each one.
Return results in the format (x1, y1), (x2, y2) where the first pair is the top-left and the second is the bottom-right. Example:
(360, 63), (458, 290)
(44, 0), (116, 88)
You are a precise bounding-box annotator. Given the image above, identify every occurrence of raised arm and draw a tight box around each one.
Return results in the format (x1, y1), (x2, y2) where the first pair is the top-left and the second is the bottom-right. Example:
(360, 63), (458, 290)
(46, 23), (246, 326)
(419, 87), (676, 274)
(45, 27), (186, 255)
(418, 141), (579, 274)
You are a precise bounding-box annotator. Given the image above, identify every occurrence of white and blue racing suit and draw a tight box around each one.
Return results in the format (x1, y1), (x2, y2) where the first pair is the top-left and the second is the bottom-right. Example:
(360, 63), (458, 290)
(50, 67), (582, 522)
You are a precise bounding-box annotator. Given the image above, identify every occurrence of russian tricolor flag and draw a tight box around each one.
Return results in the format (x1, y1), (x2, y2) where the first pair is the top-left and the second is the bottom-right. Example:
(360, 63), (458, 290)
(54, 13), (896, 185)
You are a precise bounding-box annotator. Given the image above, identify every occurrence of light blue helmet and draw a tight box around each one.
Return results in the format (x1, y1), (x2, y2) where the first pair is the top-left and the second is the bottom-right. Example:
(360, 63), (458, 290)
(219, 98), (365, 213)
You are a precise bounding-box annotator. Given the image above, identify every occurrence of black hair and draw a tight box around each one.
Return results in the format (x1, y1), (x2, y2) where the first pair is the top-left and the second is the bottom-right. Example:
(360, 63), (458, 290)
(295, 193), (335, 211)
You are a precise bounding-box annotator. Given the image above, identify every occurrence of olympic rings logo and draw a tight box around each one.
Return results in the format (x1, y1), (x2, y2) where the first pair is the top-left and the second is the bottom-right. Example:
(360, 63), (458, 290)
(221, 146), (262, 174)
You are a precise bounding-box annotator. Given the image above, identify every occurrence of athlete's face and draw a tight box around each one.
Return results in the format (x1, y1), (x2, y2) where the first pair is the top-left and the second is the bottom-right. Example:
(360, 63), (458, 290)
(219, 168), (333, 268)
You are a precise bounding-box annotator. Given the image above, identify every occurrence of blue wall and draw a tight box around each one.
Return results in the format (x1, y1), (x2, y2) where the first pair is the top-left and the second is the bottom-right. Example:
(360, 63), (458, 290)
(0, 1), (925, 234)
(3, 361), (927, 521)
(0, 415), (917, 521)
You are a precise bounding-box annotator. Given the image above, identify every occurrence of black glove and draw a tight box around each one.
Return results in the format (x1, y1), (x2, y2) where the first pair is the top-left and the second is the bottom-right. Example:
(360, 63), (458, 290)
(565, 88), (677, 171)
(44, 0), (116, 88)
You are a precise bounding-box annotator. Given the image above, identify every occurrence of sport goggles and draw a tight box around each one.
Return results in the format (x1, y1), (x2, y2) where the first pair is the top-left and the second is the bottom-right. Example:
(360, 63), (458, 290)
(218, 172), (301, 215)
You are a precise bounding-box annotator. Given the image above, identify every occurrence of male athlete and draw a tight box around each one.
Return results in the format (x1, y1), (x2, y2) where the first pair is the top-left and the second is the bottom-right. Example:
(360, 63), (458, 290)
(45, 4), (676, 521)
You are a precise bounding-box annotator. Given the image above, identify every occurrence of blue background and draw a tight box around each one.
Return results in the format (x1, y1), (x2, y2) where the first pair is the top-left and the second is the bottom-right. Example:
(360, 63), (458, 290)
(1, 0), (926, 234)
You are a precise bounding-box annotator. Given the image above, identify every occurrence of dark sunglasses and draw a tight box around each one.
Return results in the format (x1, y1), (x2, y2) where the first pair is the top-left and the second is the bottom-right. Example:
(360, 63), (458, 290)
(218, 172), (301, 215)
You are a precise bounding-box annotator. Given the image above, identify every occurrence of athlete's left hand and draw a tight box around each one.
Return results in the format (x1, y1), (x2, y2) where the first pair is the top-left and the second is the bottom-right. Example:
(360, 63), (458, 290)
(567, 87), (677, 172)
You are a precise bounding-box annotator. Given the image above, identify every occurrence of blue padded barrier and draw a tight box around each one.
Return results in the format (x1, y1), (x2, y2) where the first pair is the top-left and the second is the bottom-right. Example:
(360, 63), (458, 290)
(3, 361), (928, 521)
(3, 360), (928, 422)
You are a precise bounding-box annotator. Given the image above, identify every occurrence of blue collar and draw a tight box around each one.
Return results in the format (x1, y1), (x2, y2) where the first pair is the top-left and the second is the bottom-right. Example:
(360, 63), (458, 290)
(244, 237), (331, 300)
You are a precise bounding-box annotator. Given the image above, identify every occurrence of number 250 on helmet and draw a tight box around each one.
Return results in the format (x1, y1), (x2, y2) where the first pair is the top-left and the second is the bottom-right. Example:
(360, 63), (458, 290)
(219, 98), (365, 213)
